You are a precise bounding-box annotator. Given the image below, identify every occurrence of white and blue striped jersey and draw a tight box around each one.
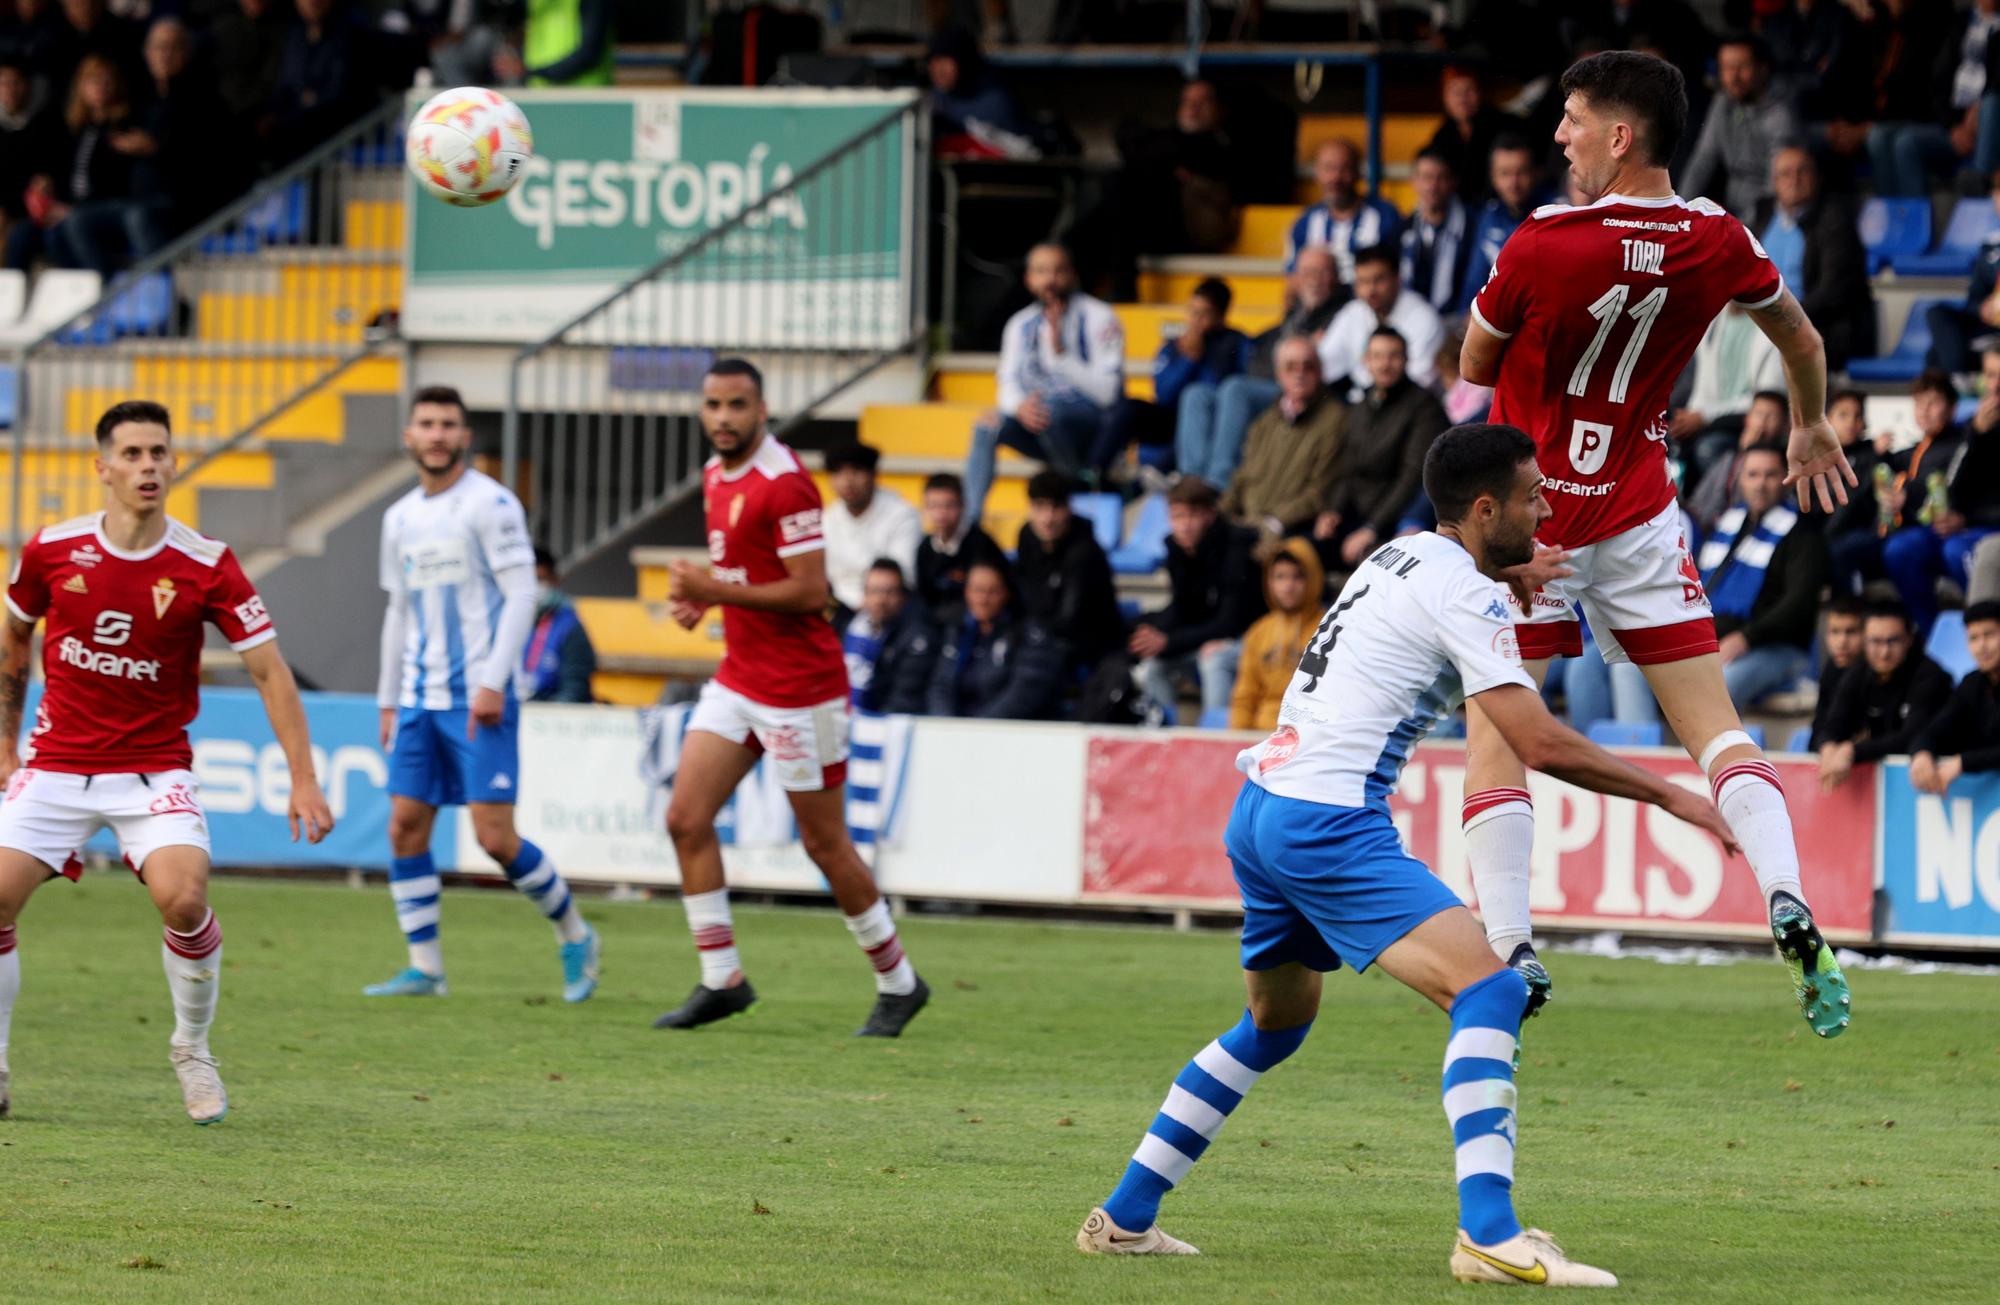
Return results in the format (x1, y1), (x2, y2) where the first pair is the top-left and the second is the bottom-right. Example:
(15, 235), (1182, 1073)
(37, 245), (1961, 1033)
(1237, 532), (1534, 809)
(379, 468), (537, 711)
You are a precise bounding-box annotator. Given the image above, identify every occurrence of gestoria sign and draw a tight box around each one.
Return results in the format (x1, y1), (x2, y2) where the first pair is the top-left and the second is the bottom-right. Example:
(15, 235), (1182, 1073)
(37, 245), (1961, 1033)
(401, 88), (917, 344)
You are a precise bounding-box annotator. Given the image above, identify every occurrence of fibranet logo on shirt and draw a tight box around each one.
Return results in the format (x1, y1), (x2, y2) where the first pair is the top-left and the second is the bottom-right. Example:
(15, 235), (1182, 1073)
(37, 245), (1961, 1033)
(778, 509), (820, 543)
(58, 636), (160, 681)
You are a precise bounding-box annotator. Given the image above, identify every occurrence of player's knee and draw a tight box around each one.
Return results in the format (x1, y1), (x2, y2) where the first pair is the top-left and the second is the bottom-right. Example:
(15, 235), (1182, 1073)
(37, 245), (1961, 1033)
(664, 800), (713, 849)
(795, 817), (849, 867)
(156, 887), (208, 933)
(473, 824), (516, 863)
(387, 812), (430, 854)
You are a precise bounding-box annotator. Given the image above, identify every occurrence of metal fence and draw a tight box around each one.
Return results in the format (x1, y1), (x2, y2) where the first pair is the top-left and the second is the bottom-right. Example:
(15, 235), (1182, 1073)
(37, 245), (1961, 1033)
(5, 101), (405, 554)
(503, 99), (927, 568)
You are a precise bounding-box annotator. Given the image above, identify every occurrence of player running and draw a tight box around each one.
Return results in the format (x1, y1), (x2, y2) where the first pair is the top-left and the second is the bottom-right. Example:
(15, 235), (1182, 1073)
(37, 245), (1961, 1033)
(1457, 51), (1856, 1035)
(0, 401), (334, 1124)
(367, 386), (600, 1001)
(654, 358), (928, 1036)
(1078, 424), (1742, 1284)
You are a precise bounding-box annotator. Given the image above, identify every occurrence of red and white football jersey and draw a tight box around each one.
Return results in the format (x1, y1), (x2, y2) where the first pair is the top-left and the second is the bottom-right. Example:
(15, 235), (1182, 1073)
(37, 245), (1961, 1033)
(1471, 192), (1784, 548)
(701, 433), (847, 708)
(6, 514), (275, 774)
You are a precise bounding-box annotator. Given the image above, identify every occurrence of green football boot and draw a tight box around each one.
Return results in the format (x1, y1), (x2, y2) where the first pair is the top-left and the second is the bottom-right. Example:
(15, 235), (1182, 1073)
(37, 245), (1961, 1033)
(1770, 893), (1851, 1038)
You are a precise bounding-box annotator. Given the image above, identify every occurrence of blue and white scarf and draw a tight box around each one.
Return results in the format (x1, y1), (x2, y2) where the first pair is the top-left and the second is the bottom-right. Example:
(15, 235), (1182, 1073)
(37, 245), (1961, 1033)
(1699, 502), (1798, 621)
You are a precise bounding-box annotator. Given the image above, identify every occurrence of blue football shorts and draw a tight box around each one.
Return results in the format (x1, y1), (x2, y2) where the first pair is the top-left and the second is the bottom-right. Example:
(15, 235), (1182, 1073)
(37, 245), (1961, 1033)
(387, 701), (521, 808)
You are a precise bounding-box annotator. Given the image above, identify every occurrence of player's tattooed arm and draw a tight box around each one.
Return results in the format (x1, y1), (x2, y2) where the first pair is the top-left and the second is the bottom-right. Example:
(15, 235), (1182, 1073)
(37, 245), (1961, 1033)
(0, 613), (33, 770)
(1746, 289), (1826, 423)
(1459, 317), (1508, 387)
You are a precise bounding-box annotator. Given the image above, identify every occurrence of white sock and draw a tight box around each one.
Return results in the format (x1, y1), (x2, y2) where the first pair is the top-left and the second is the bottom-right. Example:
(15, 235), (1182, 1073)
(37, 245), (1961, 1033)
(1463, 788), (1536, 959)
(408, 938), (444, 977)
(843, 899), (917, 996)
(0, 925), (18, 1071)
(683, 889), (741, 989)
(1711, 760), (1806, 907)
(161, 910), (223, 1054)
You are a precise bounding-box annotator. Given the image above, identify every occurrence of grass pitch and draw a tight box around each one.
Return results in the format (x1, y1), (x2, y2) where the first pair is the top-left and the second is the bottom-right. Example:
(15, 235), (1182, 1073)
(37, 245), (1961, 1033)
(0, 876), (1995, 1303)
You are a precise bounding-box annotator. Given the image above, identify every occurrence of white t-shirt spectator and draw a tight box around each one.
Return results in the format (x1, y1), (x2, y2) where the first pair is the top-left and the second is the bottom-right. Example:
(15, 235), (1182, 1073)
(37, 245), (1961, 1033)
(823, 487), (924, 612)
(995, 292), (1126, 417)
(1316, 291), (1445, 401)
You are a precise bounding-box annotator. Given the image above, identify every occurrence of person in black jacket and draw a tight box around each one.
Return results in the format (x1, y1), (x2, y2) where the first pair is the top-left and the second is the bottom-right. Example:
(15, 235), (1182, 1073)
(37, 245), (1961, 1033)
(1881, 348), (2000, 633)
(913, 472), (1006, 628)
(1012, 471), (1125, 677)
(1700, 444), (1831, 710)
(135, 17), (249, 242)
(1129, 477), (1264, 720)
(926, 561), (1065, 721)
(1910, 602), (2000, 794)
(1756, 147), (1874, 370)
(1818, 603), (1955, 793)
(1924, 174), (2000, 373)
(842, 559), (937, 716)
(1807, 594), (1864, 750)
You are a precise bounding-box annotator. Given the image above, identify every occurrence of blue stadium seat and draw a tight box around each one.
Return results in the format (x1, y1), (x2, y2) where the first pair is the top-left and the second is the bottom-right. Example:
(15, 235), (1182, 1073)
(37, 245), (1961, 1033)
(1070, 492), (1122, 553)
(1585, 720), (1664, 747)
(1857, 197), (1930, 276)
(62, 272), (173, 344)
(1786, 725), (1814, 754)
(1110, 492), (1170, 574)
(1197, 706), (1231, 729)
(1927, 610), (1976, 681)
(1846, 298), (1949, 383)
(0, 364), (15, 428)
(1891, 198), (2000, 277)
(202, 181), (309, 253)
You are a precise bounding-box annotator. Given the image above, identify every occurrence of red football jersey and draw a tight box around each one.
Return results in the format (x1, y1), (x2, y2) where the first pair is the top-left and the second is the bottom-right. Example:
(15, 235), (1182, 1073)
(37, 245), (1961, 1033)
(701, 433), (847, 708)
(1471, 193), (1784, 548)
(6, 514), (275, 774)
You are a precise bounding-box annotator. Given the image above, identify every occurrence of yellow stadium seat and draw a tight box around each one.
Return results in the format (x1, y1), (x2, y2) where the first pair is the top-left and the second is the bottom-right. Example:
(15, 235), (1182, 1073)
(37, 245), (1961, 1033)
(1297, 113), (1443, 166)
(1136, 271), (1288, 311)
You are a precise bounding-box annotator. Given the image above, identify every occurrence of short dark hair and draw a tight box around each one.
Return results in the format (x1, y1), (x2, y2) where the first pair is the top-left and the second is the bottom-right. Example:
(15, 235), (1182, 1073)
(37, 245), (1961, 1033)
(1559, 50), (1689, 169)
(95, 399), (171, 446)
(1192, 276), (1233, 318)
(1353, 244), (1398, 275)
(867, 557), (907, 587)
(1863, 601), (1913, 632)
(1489, 132), (1535, 161)
(533, 545), (558, 573)
(1966, 600), (2000, 628)
(1168, 477), (1220, 510)
(1829, 389), (1865, 412)
(1717, 31), (1772, 67)
(966, 558), (1012, 589)
(706, 357), (764, 395)
(1423, 422), (1539, 524)
(1912, 369), (1958, 404)
(1740, 441), (1786, 468)
(823, 441), (880, 474)
(1368, 325), (1408, 352)
(1026, 470), (1073, 505)
(1413, 146), (1456, 174)
(411, 384), (468, 422)
(923, 471), (964, 499)
(1750, 390), (1788, 411)
(1824, 594), (1864, 621)
(1268, 550), (1306, 576)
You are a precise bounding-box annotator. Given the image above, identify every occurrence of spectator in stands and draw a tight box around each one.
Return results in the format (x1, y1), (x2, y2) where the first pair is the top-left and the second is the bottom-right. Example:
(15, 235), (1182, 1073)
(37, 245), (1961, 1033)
(1670, 305), (1785, 485)
(1922, 171), (2000, 374)
(0, 57), (52, 248)
(1437, 330), (1491, 424)
(1765, 0), (1864, 121)
(1093, 277), (1248, 482)
(135, 16), (242, 241)
(842, 559), (937, 716)
(1688, 390), (1788, 533)
(1828, 369), (1968, 605)
(1562, 0), (1713, 95)
(381, 0), (519, 90)
(923, 23), (1032, 158)
(964, 243), (1123, 521)
(914, 472), (1005, 626)
(210, 0), (289, 124)
(926, 560), (1065, 720)
(0, 1), (60, 86)
(822, 441), (923, 629)
(505, 0), (613, 86)
(1810, 390), (1882, 539)
(1012, 471), (1125, 676)
(1681, 34), (1801, 221)
(1807, 594), (1865, 750)
(524, 547), (596, 703)
(1129, 478), (1263, 720)
(1910, 601), (2000, 792)
(1222, 336), (1345, 542)
(1818, 601), (1954, 792)
(1863, 0), (2000, 198)
(1755, 145), (1873, 371)
(1228, 538), (1324, 732)
(269, 0), (377, 166)
(1319, 245), (1444, 400)
(3, 53), (157, 277)
(1971, 533), (2000, 604)
(1286, 138), (1400, 284)
(1455, 135), (1542, 314)
(1174, 245), (1343, 492)
(1313, 327), (1449, 569)
(45, 0), (143, 91)
(1399, 149), (1472, 315)
(1881, 347), (2000, 633)
(1698, 443), (1829, 709)
(1423, 67), (1516, 207)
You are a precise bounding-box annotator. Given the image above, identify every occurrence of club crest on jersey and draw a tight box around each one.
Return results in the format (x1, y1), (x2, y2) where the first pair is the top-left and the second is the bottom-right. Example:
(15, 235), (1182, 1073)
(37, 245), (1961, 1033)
(61, 574), (87, 594)
(1258, 725), (1300, 774)
(151, 577), (176, 618)
(728, 494), (745, 528)
(1569, 420), (1613, 476)
(69, 544), (102, 569)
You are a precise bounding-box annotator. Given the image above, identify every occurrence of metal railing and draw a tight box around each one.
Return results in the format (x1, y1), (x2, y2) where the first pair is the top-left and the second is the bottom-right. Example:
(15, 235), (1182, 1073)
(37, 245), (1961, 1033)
(503, 98), (928, 568)
(6, 100), (405, 553)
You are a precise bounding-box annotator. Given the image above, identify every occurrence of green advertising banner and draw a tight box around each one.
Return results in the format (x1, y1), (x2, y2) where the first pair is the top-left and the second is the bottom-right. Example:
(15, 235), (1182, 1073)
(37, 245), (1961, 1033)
(403, 88), (918, 344)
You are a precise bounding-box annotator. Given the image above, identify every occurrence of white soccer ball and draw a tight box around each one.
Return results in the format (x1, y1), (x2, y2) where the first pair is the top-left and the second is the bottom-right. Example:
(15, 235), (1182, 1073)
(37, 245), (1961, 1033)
(405, 87), (533, 208)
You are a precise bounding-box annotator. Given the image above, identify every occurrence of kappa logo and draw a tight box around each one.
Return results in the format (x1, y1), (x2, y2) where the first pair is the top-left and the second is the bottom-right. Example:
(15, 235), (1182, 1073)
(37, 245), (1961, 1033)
(62, 574), (88, 595)
(152, 577), (176, 618)
(488, 773), (513, 791)
(1483, 598), (1509, 621)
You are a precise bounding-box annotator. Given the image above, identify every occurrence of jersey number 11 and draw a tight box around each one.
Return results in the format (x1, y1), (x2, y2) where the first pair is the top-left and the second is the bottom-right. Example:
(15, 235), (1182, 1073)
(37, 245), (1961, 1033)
(1564, 284), (1668, 475)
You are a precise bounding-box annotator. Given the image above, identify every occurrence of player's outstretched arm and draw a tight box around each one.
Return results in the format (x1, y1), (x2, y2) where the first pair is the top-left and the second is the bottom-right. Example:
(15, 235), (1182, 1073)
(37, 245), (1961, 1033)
(1470, 684), (1742, 854)
(671, 550), (830, 616)
(1747, 288), (1856, 514)
(0, 613), (31, 787)
(239, 640), (334, 844)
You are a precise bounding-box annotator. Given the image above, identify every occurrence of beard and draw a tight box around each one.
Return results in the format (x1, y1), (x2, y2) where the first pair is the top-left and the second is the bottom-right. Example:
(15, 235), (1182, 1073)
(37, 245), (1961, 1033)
(413, 445), (464, 473)
(1488, 524), (1537, 572)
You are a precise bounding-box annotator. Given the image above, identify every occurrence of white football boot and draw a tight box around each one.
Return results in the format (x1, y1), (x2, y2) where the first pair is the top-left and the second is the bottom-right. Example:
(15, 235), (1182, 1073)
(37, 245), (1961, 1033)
(1076, 1206), (1200, 1255)
(170, 1044), (228, 1125)
(1451, 1227), (1618, 1287)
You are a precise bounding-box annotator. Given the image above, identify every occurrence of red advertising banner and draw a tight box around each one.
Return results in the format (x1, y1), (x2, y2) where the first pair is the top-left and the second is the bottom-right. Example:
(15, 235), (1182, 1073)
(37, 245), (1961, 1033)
(1082, 736), (1874, 941)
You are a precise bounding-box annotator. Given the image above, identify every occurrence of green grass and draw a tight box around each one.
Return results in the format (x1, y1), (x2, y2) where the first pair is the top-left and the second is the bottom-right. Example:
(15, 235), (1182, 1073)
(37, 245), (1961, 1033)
(0, 877), (1995, 1302)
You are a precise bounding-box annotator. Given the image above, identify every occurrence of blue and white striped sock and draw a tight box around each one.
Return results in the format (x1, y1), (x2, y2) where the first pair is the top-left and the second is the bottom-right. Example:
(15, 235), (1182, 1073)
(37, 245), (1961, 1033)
(1444, 967), (1530, 1246)
(1101, 1010), (1312, 1232)
(504, 840), (589, 944)
(389, 853), (443, 977)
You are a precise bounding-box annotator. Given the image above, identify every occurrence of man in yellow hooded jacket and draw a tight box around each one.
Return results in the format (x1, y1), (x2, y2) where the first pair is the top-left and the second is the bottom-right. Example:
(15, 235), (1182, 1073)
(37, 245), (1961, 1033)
(1227, 537), (1326, 731)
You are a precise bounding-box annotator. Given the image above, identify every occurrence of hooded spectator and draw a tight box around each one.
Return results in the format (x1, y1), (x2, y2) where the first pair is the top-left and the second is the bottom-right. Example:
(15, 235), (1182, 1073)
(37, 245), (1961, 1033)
(1228, 537), (1324, 732)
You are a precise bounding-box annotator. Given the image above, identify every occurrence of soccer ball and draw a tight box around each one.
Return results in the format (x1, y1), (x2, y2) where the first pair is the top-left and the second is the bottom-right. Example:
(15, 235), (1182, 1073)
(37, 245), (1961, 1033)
(405, 87), (533, 208)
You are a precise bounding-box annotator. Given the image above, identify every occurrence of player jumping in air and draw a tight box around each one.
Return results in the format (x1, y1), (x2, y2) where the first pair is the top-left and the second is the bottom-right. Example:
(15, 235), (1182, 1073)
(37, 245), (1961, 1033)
(367, 386), (600, 1001)
(1457, 51), (1856, 1034)
(654, 358), (928, 1036)
(0, 401), (335, 1124)
(1078, 424), (1742, 1283)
